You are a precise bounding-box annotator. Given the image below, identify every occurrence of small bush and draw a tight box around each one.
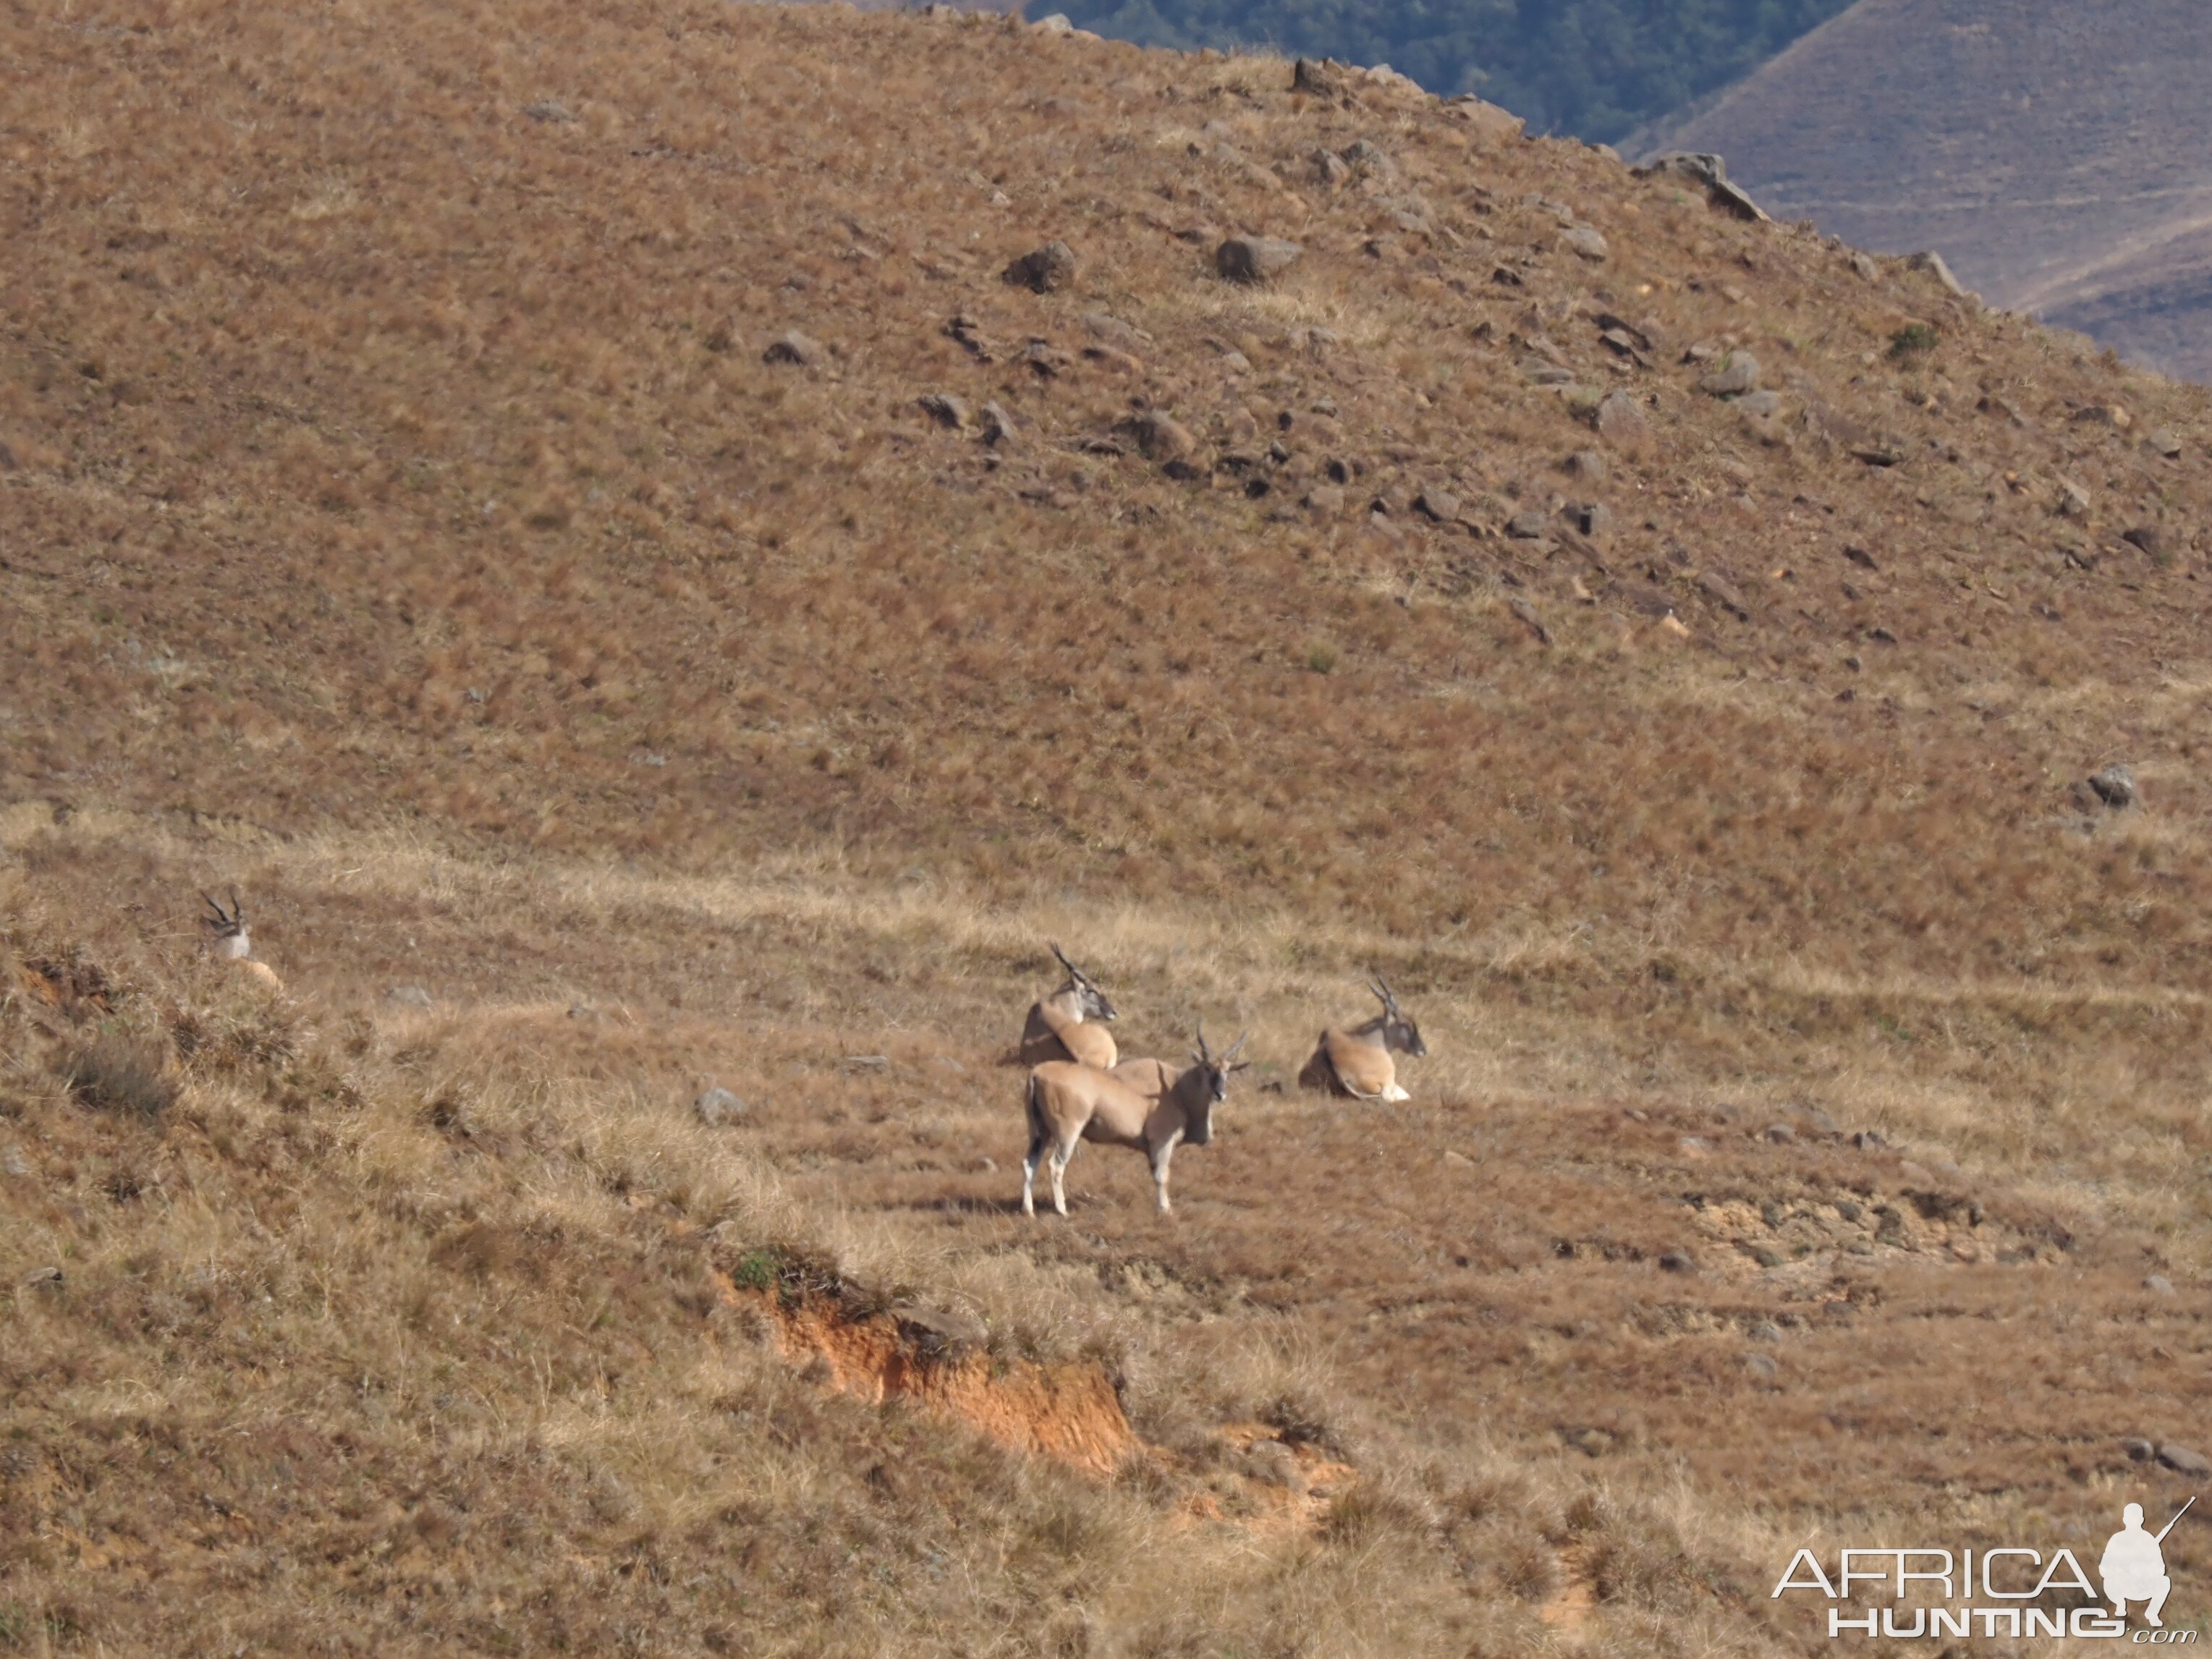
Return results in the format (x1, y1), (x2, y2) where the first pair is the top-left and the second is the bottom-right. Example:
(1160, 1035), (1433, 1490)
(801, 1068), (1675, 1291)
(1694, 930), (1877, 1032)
(1888, 322), (1939, 360)
(1305, 645), (1338, 674)
(59, 1035), (177, 1118)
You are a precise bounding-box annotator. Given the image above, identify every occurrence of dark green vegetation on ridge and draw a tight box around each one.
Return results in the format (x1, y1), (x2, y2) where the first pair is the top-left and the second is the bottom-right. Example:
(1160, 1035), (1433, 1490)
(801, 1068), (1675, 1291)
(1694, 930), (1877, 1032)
(1051, 0), (1855, 139)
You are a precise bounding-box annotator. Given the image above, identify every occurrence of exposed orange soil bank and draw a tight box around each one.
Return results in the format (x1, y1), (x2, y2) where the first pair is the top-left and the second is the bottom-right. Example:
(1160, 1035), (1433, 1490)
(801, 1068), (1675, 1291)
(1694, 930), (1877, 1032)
(722, 1274), (1137, 1477)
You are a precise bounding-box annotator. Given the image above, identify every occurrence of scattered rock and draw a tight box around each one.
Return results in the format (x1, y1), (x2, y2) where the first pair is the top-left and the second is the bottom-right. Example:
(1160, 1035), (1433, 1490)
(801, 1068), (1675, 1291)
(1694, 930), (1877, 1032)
(894, 1303), (988, 1354)
(695, 1087), (748, 1126)
(1311, 149), (1351, 187)
(1697, 570), (1750, 619)
(2143, 428), (2183, 459)
(2122, 1437), (2156, 1462)
(1595, 389), (1650, 451)
(1700, 352), (1761, 397)
(18, 1265), (62, 1291)
(2144, 1274), (2177, 1297)
(762, 331), (823, 367)
(1567, 501), (1611, 537)
(2158, 1443), (2212, 1477)
(1658, 1250), (1698, 1274)
(2088, 764), (2137, 810)
(1744, 1352), (1779, 1378)
(1560, 225), (1609, 261)
(1003, 239), (1077, 293)
(1506, 511), (1549, 540)
(1216, 236), (1302, 284)
(1677, 1135), (1708, 1156)
(1507, 597), (1550, 645)
(1734, 389), (1783, 420)
(522, 98), (575, 124)
(1802, 1108), (1842, 1136)
(1446, 95), (1526, 140)
(1843, 544), (1880, 571)
(2056, 477), (2091, 518)
(1292, 57), (1349, 98)
(1081, 313), (1151, 356)
(1442, 1148), (1472, 1167)
(944, 314), (996, 362)
(1413, 487), (1459, 523)
(2122, 525), (2166, 560)
(1565, 449), (1609, 485)
(0, 1145), (25, 1177)
(1122, 410), (1198, 467)
(1030, 11), (1072, 31)
(842, 1054), (891, 1072)
(1905, 250), (1969, 297)
(1635, 151), (1770, 221)
(1341, 138), (1398, 181)
(1750, 1321), (1783, 1343)
(918, 393), (971, 429)
(978, 402), (1017, 446)
(567, 1001), (603, 1022)
(385, 985), (434, 1008)
(1242, 1438), (1303, 1488)
(1849, 251), (1881, 282)
(1850, 1129), (1887, 1150)
(1763, 1124), (1797, 1144)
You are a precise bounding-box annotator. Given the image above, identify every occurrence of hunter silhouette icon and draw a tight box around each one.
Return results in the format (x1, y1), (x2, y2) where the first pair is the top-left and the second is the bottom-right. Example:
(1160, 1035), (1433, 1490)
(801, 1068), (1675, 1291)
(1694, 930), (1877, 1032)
(2102, 1497), (2194, 1625)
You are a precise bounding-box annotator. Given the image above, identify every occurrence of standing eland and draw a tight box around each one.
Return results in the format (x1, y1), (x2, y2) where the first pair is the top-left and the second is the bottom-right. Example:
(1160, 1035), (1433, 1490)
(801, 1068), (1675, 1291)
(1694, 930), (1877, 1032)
(1022, 1022), (1249, 1216)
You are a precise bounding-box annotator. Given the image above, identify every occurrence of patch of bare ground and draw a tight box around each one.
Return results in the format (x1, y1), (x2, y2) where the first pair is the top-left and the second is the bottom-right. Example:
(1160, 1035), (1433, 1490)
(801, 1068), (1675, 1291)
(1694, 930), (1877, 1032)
(6, 0), (2212, 1652)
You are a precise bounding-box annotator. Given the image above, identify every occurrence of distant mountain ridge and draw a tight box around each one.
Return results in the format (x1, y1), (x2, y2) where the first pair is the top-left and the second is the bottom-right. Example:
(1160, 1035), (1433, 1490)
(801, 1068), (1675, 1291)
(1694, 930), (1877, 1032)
(1048, 0), (1854, 141)
(1638, 0), (2212, 381)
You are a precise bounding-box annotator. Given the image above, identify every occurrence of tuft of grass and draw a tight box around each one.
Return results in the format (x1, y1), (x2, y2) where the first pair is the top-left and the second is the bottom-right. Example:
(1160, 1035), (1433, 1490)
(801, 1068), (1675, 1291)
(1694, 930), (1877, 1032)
(57, 1034), (177, 1118)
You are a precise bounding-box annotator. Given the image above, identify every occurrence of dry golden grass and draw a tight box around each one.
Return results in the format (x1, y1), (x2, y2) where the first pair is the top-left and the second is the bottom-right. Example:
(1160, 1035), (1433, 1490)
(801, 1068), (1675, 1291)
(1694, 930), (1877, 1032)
(6, 0), (2212, 1651)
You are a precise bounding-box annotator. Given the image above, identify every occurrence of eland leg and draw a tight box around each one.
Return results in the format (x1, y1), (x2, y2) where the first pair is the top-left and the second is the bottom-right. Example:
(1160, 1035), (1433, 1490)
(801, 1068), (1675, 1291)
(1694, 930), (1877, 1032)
(1022, 1119), (1050, 1218)
(1049, 1136), (1077, 1217)
(1151, 1142), (1176, 1214)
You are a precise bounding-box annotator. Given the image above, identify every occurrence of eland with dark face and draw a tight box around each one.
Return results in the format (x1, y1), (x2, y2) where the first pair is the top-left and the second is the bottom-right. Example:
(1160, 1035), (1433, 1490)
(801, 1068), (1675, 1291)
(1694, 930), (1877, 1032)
(1298, 978), (1425, 1100)
(1018, 942), (1119, 1069)
(1022, 1022), (1249, 1216)
(202, 890), (284, 995)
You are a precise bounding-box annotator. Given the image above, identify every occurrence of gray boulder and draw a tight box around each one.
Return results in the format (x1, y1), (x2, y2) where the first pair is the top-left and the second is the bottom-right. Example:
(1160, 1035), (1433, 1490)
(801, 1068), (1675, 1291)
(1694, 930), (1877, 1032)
(1216, 237), (1302, 283)
(694, 1087), (748, 1126)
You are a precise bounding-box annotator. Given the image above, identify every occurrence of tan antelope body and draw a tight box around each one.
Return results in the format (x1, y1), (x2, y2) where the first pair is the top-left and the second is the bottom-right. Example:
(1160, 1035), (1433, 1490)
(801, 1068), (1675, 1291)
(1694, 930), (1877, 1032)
(1299, 979), (1425, 1101)
(1023, 1025), (1249, 1216)
(202, 890), (283, 995)
(1018, 943), (1118, 1069)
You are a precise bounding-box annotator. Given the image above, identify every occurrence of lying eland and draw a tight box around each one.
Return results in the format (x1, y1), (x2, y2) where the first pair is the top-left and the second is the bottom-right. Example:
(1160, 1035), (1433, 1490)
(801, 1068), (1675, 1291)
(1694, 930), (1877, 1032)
(201, 889), (284, 995)
(1018, 942), (1119, 1069)
(1298, 977), (1425, 1100)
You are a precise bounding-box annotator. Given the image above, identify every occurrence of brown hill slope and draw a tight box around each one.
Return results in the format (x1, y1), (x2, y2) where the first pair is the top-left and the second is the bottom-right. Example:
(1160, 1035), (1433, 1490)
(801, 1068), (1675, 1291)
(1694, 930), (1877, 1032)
(6, 1), (2212, 1652)
(1639, 0), (2212, 381)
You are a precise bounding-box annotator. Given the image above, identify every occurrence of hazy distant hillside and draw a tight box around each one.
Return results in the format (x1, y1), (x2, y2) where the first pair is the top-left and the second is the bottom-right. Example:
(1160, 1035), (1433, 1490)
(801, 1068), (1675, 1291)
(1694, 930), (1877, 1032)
(1641, 0), (2212, 380)
(1051, 0), (1852, 138)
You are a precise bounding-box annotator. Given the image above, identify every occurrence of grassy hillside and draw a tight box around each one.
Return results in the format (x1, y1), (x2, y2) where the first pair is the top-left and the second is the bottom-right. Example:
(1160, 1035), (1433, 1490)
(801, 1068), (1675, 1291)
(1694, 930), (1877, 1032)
(4, 0), (2212, 1652)
(1049, 0), (1855, 139)
(1638, 0), (2212, 382)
